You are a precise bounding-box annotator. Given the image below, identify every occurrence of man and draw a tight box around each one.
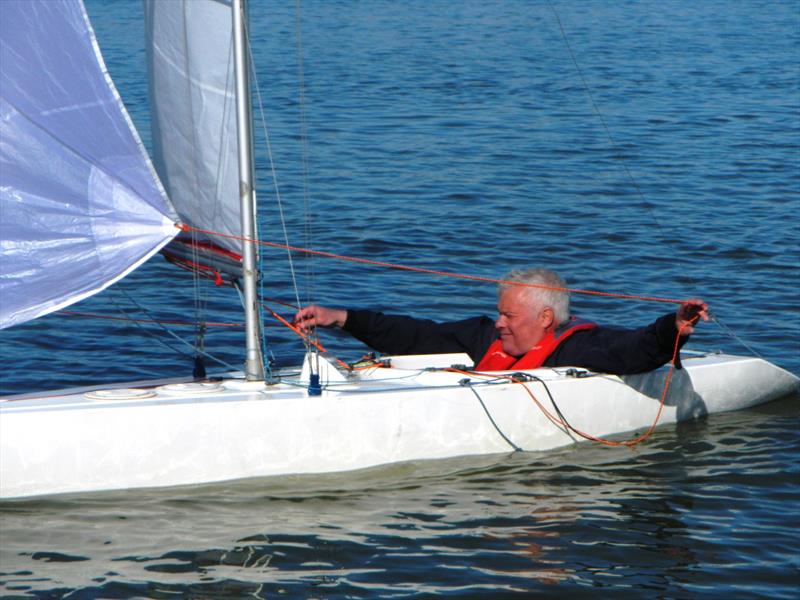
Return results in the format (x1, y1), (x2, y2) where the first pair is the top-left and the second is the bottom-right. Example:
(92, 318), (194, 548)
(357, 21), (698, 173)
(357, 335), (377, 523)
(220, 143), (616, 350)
(292, 268), (709, 375)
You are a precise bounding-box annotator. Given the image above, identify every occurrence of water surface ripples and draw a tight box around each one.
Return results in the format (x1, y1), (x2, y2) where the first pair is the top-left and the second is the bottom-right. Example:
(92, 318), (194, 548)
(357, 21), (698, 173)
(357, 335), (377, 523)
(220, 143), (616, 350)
(1, 0), (798, 597)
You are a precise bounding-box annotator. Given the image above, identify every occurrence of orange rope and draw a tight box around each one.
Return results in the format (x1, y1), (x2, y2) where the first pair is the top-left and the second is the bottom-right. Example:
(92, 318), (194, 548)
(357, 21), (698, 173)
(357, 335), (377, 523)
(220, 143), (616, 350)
(180, 224), (687, 305)
(44, 305), (692, 448)
(174, 221), (696, 444)
(454, 317), (698, 447)
(261, 303), (352, 370)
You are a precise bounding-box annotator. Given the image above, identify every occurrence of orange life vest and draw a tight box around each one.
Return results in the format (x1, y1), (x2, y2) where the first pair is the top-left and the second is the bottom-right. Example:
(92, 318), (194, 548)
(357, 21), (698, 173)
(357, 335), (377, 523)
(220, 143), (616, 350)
(475, 318), (597, 371)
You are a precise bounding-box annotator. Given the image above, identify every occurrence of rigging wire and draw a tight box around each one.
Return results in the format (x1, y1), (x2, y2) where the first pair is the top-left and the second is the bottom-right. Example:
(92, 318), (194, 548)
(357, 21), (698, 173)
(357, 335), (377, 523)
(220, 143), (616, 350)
(290, 0), (323, 380)
(179, 223), (689, 306)
(145, 4), (758, 378)
(243, 20), (303, 316)
(234, 5), (270, 380)
(109, 291), (241, 373)
(710, 315), (767, 360)
(546, 0), (679, 267)
(56, 310), (242, 329)
(294, 0), (317, 309)
(242, 1), (327, 380)
(242, 7), (312, 377)
(547, 0), (765, 357)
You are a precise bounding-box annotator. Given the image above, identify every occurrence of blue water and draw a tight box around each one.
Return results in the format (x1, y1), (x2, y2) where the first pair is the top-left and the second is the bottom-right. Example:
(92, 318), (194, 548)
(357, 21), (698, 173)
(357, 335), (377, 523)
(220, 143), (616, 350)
(1, 0), (799, 597)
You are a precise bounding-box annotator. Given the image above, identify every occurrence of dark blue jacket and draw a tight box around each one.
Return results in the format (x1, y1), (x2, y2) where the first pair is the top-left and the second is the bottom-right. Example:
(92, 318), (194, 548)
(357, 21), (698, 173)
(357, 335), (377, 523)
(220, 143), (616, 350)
(343, 309), (685, 375)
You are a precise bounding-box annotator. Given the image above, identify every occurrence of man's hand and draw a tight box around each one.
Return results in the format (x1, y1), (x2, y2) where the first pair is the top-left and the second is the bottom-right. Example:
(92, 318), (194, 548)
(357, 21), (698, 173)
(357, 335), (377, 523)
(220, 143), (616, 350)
(676, 299), (709, 336)
(292, 305), (347, 333)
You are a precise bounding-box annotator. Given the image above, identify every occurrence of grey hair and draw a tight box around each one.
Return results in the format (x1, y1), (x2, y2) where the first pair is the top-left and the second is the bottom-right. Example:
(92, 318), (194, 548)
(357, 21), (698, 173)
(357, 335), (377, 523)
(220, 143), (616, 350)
(498, 268), (571, 324)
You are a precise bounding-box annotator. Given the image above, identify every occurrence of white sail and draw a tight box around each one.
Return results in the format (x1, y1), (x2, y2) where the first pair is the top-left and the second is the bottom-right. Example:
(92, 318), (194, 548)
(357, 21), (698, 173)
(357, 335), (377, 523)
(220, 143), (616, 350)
(0, 0), (178, 329)
(144, 0), (243, 259)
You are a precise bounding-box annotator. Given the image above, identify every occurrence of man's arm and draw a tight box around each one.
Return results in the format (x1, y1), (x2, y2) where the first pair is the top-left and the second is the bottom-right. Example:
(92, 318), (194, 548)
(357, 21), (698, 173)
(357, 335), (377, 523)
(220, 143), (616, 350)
(545, 299), (708, 375)
(293, 305), (347, 330)
(546, 311), (690, 375)
(293, 305), (496, 362)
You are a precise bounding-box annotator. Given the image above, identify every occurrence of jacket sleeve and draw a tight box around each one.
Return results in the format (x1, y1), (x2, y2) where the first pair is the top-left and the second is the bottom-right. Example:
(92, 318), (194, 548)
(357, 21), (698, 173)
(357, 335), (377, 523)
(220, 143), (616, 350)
(343, 309), (497, 363)
(545, 312), (686, 375)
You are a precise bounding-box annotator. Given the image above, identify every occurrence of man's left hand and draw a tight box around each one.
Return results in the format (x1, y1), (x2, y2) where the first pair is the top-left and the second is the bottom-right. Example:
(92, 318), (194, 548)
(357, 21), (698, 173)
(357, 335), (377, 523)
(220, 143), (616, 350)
(676, 299), (709, 336)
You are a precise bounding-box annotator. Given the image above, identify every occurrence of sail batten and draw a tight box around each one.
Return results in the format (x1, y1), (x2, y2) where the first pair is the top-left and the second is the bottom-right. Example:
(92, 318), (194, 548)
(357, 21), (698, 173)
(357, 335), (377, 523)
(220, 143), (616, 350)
(0, 0), (178, 329)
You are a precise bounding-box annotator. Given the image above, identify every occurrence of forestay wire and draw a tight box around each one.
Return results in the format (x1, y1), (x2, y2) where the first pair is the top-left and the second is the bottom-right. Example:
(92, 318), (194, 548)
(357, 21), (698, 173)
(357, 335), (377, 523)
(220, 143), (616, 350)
(547, 1), (763, 355)
(546, 0), (682, 271)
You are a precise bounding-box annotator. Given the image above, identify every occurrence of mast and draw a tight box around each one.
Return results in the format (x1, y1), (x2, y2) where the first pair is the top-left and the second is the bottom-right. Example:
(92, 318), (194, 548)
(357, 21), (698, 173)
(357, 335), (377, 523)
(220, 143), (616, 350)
(231, 0), (264, 380)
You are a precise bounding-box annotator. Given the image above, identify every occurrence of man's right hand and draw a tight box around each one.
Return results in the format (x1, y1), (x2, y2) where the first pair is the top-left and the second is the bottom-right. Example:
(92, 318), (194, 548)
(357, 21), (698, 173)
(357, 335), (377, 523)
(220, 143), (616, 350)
(292, 305), (347, 333)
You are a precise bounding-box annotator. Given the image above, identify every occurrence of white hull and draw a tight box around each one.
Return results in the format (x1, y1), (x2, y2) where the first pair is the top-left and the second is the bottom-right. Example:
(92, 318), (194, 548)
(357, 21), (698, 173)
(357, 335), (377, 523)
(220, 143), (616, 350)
(1, 352), (797, 499)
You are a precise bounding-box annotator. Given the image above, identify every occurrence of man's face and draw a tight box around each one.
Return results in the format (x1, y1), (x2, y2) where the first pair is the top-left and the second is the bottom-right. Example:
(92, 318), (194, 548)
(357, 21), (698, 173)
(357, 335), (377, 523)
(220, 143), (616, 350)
(495, 287), (552, 357)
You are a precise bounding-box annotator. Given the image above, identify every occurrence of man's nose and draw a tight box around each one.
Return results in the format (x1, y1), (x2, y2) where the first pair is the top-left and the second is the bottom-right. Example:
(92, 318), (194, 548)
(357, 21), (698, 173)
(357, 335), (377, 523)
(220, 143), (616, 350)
(495, 315), (507, 328)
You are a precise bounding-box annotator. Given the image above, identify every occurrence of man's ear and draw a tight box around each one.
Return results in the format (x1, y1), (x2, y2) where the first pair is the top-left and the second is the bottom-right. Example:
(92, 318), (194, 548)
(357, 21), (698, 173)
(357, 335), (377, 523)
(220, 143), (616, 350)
(539, 307), (555, 329)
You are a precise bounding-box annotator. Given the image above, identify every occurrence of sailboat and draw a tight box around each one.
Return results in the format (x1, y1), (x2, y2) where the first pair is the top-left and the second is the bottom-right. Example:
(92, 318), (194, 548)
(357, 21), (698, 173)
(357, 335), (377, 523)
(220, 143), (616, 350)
(0, 0), (797, 500)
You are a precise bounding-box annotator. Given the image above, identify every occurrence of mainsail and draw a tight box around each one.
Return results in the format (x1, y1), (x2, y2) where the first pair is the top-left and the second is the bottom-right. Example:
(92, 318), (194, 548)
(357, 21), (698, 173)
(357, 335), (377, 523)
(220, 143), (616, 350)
(0, 0), (178, 329)
(144, 0), (245, 282)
